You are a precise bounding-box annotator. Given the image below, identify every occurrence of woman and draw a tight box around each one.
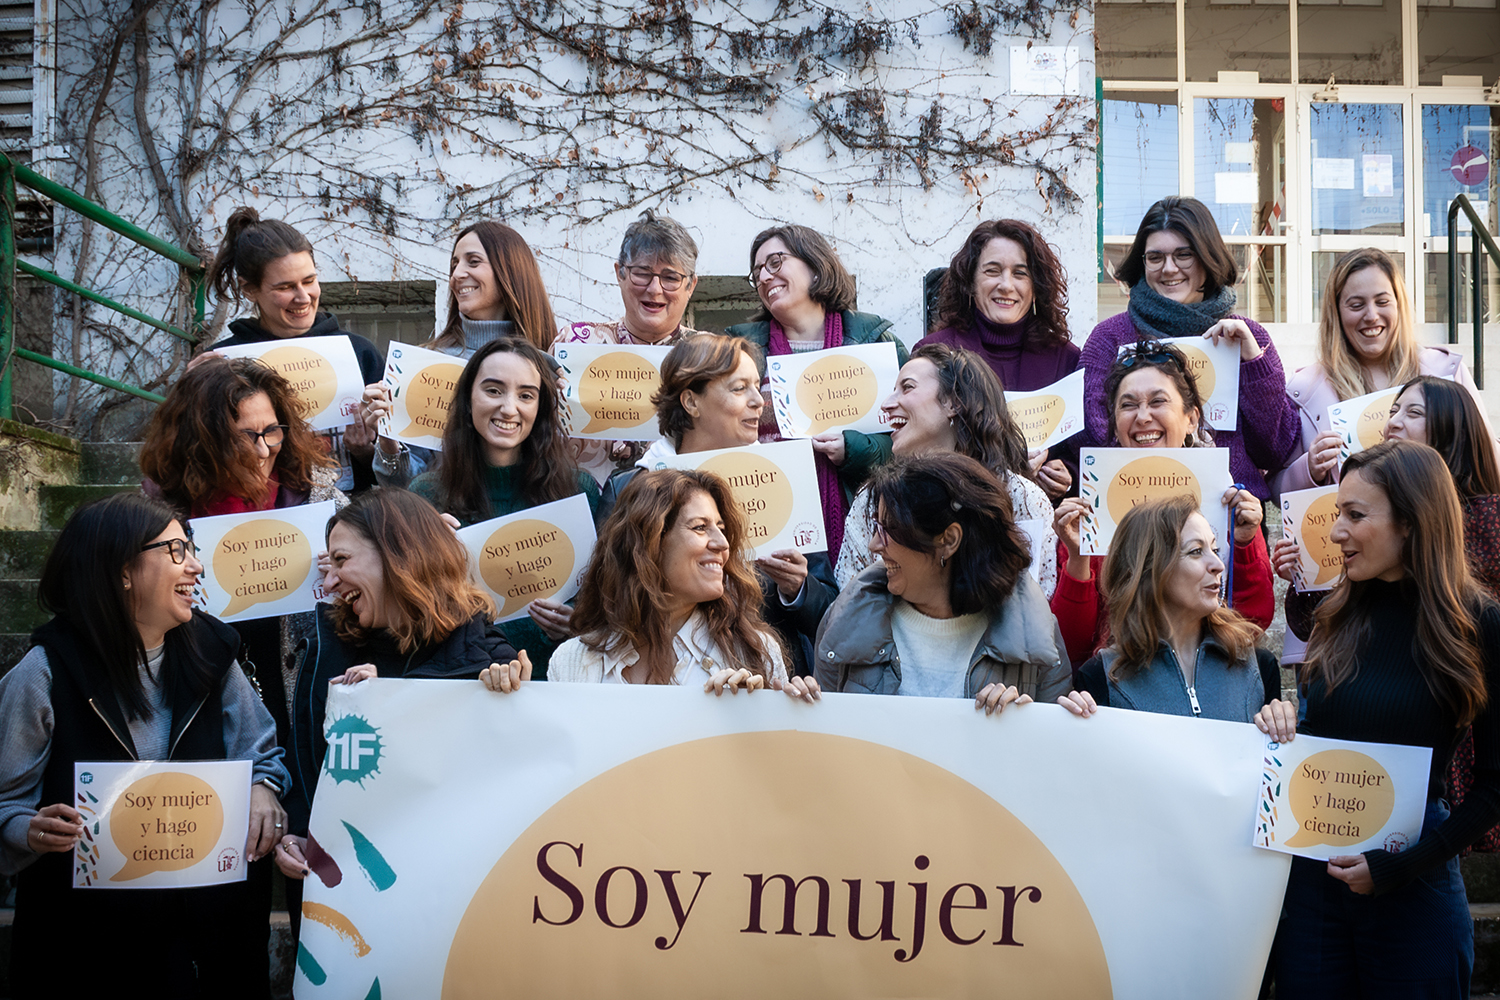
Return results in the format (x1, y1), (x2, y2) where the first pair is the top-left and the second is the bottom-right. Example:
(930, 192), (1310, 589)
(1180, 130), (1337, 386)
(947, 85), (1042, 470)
(815, 453), (1078, 712)
(1074, 494), (1296, 735)
(1052, 341), (1274, 668)
(0, 494), (290, 996)
(918, 218), (1081, 499)
(599, 334), (836, 677)
(726, 224), (909, 558)
(208, 206), (385, 492)
(276, 489), (523, 912)
(363, 220), (559, 486)
(1275, 440), (1500, 999)
(835, 343), (1058, 600)
(552, 209), (703, 485)
(1082, 196), (1299, 501)
(484, 469), (815, 700)
(409, 337), (600, 678)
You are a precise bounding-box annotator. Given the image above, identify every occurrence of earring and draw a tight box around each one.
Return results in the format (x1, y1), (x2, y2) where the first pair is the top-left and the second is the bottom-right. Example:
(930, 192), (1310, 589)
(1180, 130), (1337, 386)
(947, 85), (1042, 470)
(939, 556), (946, 567)
(1032, 301), (1037, 316)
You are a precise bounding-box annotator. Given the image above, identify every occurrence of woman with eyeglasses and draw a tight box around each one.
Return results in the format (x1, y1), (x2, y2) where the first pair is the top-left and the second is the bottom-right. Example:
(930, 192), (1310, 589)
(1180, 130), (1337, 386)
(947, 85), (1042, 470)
(550, 209), (704, 485)
(1081, 196), (1300, 502)
(1051, 341), (1274, 667)
(0, 493), (291, 996)
(726, 224), (909, 561)
(357, 221), (560, 488)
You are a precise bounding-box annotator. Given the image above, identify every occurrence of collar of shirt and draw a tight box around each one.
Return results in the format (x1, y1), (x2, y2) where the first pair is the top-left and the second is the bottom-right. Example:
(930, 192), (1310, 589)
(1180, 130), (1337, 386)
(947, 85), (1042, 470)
(597, 611), (721, 684)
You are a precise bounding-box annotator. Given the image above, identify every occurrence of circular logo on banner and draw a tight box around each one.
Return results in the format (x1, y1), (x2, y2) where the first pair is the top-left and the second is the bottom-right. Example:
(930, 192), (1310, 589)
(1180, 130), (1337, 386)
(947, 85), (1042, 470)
(442, 732), (1112, 999)
(1451, 145), (1489, 187)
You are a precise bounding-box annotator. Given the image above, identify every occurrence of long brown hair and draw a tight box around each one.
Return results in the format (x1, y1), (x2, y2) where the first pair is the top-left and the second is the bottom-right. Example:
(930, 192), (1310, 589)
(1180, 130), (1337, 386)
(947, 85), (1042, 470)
(1100, 494), (1259, 679)
(931, 218), (1071, 349)
(431, 221), (557, 352)
(570, 469), (779, 683)
(1316, 248), (1421, 402)
(1304, 440), (1491, 728)
(746, 224), (857, 322)
(140, 357), (333, 512)
(1395, 375), (1500, 501)
(434, 338), (583, 522)
(909, 343), (1030, 478)
(325, 488), (494, 654)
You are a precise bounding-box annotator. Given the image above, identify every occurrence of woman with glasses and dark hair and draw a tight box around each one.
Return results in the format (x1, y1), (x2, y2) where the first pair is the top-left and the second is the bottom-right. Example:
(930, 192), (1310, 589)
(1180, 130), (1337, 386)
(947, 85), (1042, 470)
(917, 218), (1081, 499)
(726, 224), (909, 560)
(1051, 342), (1274, 667)
(0, 493), (291, 996)
(551, 209), (703, 484)
(1081, 196), (1300, 502)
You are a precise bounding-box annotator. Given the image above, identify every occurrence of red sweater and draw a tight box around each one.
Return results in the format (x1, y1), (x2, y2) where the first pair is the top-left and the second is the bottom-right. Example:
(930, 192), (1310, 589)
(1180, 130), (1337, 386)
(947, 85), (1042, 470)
(1050, 531), (1275, 670)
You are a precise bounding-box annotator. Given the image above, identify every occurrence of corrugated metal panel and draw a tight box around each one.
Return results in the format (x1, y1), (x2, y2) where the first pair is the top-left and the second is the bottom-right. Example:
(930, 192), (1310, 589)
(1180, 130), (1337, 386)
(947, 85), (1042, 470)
(0, 90), (33, 105)
(0, 113), (31, 128)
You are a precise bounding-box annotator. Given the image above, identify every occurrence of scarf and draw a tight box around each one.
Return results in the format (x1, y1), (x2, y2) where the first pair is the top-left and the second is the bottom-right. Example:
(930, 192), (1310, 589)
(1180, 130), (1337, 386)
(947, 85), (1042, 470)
(1127, 282), (1237, 340)
(767, 311), (847, 560)
(191, 472), (280, 518)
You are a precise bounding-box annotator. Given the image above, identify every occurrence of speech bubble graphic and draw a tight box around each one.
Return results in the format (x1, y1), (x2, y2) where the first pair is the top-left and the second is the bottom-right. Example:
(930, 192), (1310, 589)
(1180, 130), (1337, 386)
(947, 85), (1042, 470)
(576, 351), (660, 435)
(1358, 393), (1396, 450)
(108, 771), (225, 881)
(1284, 749), (1395, 850)
(1012, 394), (1065, 450)
(261, 344), (337, 420)
(1300, 491), (1343, 586)
(794, 354), (879, 435)
(698, 451), (795, 546)
(1174, 342), (1218, 403)
(399, 360), (466, 440)
(1105, 455), (1203, 525)
(478, 518), (577, 619)
(213, 518), (313, 618)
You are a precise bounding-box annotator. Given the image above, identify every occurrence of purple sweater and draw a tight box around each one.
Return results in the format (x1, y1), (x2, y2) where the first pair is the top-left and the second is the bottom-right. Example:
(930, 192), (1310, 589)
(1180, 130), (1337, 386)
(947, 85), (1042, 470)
(917, 314), (1081, 394)
(1080, 311), (1300, 500)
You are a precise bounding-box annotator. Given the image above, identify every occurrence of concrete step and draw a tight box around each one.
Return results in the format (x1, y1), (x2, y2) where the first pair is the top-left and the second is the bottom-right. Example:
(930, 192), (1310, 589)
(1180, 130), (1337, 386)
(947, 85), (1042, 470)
(37, 483), (136, 530)
(0, 531), (56, 580)
(0, 580), (42, 637)
(80, 441), (142, 486)
(1477, 903), (1500, 993)
(1467, 853), (1500, 905)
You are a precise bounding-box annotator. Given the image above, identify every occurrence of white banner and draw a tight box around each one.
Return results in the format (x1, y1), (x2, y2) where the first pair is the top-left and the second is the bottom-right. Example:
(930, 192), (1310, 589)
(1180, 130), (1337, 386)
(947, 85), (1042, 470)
(380, 342), (467, 450)
(217, 336), (366, 432)
(454, 494), (597, 623)
(297, 683), (1288, 999)
(555, 343), (671, 441)
(1279, 485), (1341, 593)
(190, 500), (335, 623)
(767, 342), (900, 438)
(1077, 447), (1232, 556)
(1118, 336), (1241, 430)
(73, 760), (251, 888)
(655, 439), (827, 555)
(1006, 369), (1085, 452)
(1328, 386), (1399, 464)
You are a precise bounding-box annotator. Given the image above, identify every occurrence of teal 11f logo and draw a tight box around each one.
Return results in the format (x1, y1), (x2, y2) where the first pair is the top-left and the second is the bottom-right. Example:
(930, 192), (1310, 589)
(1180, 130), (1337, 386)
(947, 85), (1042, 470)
(324, 714), (383, 785)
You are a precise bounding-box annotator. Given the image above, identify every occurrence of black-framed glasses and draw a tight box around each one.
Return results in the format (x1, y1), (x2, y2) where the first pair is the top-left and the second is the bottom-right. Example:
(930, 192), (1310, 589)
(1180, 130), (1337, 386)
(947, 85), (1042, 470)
(241, 425), (288, 449)
(1143, 247), (1197, 269)
(747, 252), (795, 287)
(141, 538), (198, 565)
(623, 266), (691, 292)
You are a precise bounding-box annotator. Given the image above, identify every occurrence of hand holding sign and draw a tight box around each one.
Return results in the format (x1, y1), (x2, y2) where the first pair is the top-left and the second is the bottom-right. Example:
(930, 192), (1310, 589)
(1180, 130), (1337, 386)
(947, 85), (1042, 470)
(768, 343), (899, 438)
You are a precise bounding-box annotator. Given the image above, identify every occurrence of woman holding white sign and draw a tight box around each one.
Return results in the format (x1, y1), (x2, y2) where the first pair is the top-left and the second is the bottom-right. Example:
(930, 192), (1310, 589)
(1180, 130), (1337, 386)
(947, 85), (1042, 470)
(1051, 341), (1274, 668)
(0, 493), (290, 996)
(1275, 440), (1500, 999)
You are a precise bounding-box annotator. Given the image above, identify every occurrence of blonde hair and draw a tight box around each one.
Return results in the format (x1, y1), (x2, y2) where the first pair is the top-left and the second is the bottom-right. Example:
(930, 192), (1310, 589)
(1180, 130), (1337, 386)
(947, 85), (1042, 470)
(1317, 248), (1422, 401)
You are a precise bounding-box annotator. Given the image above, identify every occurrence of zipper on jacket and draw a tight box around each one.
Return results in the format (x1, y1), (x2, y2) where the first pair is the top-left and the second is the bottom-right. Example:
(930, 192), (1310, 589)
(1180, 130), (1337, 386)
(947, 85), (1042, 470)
(1164, 647), (1203, 718)
(88, 698), (138, 760)
(168, 694), (210, 758)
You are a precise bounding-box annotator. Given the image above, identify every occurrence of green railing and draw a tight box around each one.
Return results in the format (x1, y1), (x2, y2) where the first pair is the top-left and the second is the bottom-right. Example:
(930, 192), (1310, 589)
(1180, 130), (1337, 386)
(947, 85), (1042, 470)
(1447, 193), (1500, 391)
(0, 152), (205, 415)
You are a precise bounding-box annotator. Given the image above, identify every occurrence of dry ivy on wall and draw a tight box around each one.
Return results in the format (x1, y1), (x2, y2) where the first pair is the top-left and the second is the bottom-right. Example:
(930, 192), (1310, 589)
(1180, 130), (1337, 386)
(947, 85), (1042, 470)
(47, 0), (1092, 435)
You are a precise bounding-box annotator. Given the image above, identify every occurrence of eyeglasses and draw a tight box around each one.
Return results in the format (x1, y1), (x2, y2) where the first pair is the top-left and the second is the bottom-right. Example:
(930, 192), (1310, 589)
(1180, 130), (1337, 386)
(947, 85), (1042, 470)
(871, 520), (890, 548)
(747, 252), (796, 288)
(623, 266), (691, 292)
(241, 425), (288, 449)
(141, 538), (199, 565)
(1143, 247), (1197, 269)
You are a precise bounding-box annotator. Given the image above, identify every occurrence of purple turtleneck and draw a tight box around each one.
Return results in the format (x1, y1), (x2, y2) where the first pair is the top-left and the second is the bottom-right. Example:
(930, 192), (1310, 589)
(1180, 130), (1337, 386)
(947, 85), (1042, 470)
(915, 312), (1081, 394)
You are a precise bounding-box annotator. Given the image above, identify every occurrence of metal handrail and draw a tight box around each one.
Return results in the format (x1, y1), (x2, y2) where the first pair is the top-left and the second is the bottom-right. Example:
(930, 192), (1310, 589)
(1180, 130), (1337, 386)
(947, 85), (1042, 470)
(1447, 193), (1500, 391)
(0, 152), (205, 418)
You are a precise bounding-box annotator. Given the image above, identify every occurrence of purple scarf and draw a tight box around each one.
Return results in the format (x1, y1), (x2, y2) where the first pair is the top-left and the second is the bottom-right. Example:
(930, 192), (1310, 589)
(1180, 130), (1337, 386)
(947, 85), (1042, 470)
(767, 312), (847, 560)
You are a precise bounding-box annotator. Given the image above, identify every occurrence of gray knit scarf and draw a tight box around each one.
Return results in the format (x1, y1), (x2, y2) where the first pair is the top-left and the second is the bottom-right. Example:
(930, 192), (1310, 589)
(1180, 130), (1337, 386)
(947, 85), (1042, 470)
(1127, 281), (1237, 340)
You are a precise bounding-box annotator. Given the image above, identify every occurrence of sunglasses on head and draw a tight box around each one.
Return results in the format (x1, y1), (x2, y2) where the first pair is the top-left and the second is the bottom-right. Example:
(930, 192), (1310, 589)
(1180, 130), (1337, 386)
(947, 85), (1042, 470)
(1119, 346), (1182, 369)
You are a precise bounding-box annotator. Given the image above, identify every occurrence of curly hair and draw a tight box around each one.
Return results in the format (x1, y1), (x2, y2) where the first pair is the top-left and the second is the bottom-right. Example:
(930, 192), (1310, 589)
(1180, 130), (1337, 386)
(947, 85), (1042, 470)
(931, 219), (1071, 349)
(907, 343), (1030, 478)
(653, 334), (764, 448)
(431, 221), (558, 352)
(1101, 339), (1214, 445)
(746, 224), (857, 321)
(140, 357), (333, 514)
(570, 469), (780, 683)
(325, 488), (495, 654)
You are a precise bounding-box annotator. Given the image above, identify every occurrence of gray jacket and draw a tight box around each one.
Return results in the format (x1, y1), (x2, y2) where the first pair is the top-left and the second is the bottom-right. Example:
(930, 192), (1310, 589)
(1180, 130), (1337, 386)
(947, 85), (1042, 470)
(814, 564), (1072, 701)
(1084, 639), (1269, 722)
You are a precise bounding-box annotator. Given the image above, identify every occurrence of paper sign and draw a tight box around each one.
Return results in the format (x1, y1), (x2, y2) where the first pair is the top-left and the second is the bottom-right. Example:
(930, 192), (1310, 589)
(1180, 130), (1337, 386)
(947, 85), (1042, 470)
(217, 335), (365, 432)
(454, 494), (597, 623)
(1007, 370), (1085, 451)
(1313, 158), (1355, 190)
(1009, 44), (1080, 95)
(1363, 154), (1394, 198)
(767, 343), (899, 438)
(554, 342), (671, 441)
(654, 439), (826, 555)
(1328, 387), (1399, 464)
(1280, 485), (1342, 593)
(1214, 172), (1259, 206)
(73, 760), (251, 888)
(1014, 516), (1050, 585)
(380, 342), (466, 450)
(1119, 335), (1242, 429)
(1254, 733), (1431, 861)
(190, 500), (335, 623)
(1078, 447), (1232, 556)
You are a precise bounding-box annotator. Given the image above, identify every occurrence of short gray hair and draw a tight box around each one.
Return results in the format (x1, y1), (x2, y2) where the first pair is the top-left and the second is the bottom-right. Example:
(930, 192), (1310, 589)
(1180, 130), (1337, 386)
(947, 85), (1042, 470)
(617, 209), (698, 273)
